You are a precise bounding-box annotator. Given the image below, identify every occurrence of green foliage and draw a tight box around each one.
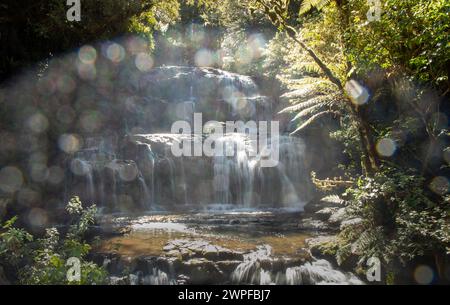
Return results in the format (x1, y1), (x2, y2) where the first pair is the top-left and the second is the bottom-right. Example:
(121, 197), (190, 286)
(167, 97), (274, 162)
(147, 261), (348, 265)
(0, 0), (181, 80)
(338, 166), (450, 269)
(0, 216), (33, 266)
(345, 0), (450, 87)
(0, 197), (107, 285)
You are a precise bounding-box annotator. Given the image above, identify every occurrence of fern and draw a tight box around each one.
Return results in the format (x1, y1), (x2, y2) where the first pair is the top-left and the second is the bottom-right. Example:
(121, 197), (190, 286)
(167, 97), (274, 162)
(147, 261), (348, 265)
(290, 110), (337, 134)
(299, 0), (333, 15)
(279, 94), (330, 113)
(300, 62), (322, 74)
(291, 99), (328, 121)
(280, 76), (344, 133)
(285, 77), (338, 88)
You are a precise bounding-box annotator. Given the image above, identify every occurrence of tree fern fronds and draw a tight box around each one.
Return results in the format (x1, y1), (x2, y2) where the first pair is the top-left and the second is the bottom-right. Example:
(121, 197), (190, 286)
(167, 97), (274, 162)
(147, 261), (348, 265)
(290, 110), (338, 134)
(279, 94), (329, 113)
(286, 77), (336, 87)
(280, 86), (322, 102)
(300, 62), (322, 74)
(299, 0), (332, 15)
(280, 81), (335, 101)
(291, 102), (328, 121)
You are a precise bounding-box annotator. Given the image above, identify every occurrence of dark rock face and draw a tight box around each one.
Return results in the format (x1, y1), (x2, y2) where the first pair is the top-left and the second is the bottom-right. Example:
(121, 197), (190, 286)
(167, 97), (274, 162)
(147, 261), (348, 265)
(125, 66), (274, 132)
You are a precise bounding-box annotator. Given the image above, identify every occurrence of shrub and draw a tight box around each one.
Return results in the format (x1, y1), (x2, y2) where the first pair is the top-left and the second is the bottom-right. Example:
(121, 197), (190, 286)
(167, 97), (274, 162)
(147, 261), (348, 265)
(0, 197), (107, 285)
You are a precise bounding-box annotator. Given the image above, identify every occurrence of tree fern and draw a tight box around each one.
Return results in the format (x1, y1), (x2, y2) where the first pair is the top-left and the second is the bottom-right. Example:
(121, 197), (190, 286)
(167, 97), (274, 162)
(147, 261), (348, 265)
(299, 0), (333, 15)
(290, 110), (337, 134)
(279, 76), (343, 134)
(284, 77), (339, 89)
(291, 101), (328, 121)
(300, 61), (322, 74)
(280, 82), (335, 103)
(279, 94), (329, 113)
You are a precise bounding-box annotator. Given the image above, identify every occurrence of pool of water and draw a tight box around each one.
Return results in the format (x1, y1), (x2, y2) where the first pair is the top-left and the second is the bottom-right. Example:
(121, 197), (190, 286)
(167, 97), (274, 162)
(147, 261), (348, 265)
(97, 212), (314, 258)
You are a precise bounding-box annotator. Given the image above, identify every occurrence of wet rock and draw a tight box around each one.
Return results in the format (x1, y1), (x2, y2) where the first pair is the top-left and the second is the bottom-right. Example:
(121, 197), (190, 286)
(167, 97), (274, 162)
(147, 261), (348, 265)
(305, 235), (338, 261)
(216, 260), (242, 274)
(129, 273), (140, 285)
(89, 252), (124, 275)
(163, 239), (244, 261)
(328, 208), (348, 225)
(109, 276), (129, 285)
(315, 207), (340, 221)
(304, 196), (342, 214)
(229, 219), (241, 225)
(340, 217), (363, 230)
(297, 218), (331, 231)
(293, 248), (313, 263)
(180, 258), (225, 284)
(203, 246), (244, 261)
(176, 274), (190, 285)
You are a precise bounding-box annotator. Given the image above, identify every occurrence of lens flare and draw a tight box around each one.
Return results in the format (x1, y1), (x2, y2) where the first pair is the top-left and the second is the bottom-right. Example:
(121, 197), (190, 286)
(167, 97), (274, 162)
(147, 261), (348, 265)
(106, 43), (126, 63)
(78, 45), (97, 65)
(345, 80), (370, 105)
(429, 176), (449, 195)
(376, 138), (397, 157)
(135, 53), (154, 72)
(414, 265), (434, 285)
(27, 113), (49, 134)
(0, 166), (24, 193)
(58, 134), (82, 154)
(195, 49), (215, 67)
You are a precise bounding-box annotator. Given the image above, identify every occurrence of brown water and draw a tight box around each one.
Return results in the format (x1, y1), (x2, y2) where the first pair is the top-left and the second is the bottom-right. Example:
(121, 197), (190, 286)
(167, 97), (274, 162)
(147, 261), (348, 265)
(97, 213), (313, 258)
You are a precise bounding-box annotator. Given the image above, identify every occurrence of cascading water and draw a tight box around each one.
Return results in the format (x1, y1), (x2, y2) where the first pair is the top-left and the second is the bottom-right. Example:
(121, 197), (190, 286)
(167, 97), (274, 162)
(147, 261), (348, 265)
(66, 66), (314, 212)
(231, 245), (363, 285)
(213, 133), (256, 207)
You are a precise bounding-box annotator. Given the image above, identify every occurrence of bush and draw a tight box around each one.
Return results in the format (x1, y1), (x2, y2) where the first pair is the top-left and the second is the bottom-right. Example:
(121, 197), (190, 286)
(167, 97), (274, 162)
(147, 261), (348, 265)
(0, 197), (107, 285)
(336, 166), (449, 275)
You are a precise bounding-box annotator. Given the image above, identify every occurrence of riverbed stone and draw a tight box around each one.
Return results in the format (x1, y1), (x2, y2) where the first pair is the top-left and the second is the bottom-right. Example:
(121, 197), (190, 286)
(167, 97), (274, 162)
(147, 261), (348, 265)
(109, 276), (129, 285)
(328, 208), (348, 225)
(340, 217), (364, 230)
(305, 235), (338, 261)
(216, 260), (242, 274)
(315, 207), (340, 221)
(297, 218), (331, 231)
(181, 258), (225, 284)
(163, 239), (244, 261)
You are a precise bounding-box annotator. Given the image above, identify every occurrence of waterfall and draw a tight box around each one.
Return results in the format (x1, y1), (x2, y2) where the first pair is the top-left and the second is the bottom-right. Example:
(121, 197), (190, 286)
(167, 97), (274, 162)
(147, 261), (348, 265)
(86, 163), (95, 204)
(231, 246), (364, 285)
(141, 268), (176, 285)
(138, 174), (151, 209)
(231, 245), (273, 284)
(65, 67), (314, 212)
(213, 133), (256, 206)
(284, 260), (364, 285)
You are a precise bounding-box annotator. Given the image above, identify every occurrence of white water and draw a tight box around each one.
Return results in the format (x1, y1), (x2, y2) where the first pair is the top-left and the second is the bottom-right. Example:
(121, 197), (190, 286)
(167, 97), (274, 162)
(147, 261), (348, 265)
(232, 245), (364, 285)
(66, 67), (313, 212)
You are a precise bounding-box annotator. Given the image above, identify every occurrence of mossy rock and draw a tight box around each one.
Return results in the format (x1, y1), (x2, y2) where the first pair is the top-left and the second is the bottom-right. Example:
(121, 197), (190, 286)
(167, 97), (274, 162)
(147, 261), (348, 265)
(306, 235), (339, 261)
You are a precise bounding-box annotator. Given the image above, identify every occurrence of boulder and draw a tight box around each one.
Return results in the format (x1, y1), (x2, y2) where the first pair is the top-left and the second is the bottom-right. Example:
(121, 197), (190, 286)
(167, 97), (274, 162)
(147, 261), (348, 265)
(340, 218), (364, 231)
(163, 239), (244, 261)
(328, 208), (348, 225)
(315, 207), (340, 221)
(109, 276), (129, 285)
(180, 258), (225, 284)
(297, 218), (331, 231)
(306, 235), (338, 261)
